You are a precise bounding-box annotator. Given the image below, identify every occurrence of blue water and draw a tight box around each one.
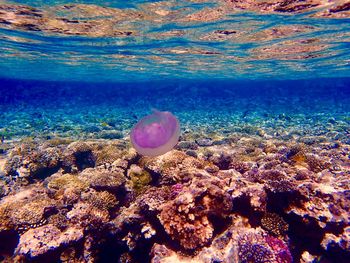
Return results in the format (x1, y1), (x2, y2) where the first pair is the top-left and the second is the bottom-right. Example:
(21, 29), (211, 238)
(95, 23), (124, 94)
(0, 0), (350, 82)
(0, 77), (349, 141)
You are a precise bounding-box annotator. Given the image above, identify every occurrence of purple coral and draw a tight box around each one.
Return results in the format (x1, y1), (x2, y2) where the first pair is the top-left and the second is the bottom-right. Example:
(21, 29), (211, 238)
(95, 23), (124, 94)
(238, 233), (274, 263)
(130, 110), (180, 157)
(237, 232), (293, 263)
(239, 243), (273, 263)
(265, 235), (293, 263)
(170, 183), (183, 199)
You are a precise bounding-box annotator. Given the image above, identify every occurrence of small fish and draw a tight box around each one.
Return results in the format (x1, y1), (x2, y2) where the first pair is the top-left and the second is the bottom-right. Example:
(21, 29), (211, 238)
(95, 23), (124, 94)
(242, 110), (249, 118)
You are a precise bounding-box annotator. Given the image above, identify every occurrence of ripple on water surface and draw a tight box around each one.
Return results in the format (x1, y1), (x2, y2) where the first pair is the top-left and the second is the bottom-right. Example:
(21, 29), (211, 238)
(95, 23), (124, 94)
(0, 0), (349, 81)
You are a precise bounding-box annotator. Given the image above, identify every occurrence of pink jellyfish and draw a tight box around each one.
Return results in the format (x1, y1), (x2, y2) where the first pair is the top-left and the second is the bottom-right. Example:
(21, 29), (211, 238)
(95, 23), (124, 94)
(130, 110), (180, 157)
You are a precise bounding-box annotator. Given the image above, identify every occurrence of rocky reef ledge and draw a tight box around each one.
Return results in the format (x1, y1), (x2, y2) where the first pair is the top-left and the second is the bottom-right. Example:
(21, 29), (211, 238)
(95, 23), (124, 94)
(0, 132), (349, 262)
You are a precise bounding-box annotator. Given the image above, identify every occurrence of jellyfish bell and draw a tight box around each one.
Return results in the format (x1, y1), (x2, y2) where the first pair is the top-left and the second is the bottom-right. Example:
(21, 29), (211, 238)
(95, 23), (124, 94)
(130, 110), (180, 157)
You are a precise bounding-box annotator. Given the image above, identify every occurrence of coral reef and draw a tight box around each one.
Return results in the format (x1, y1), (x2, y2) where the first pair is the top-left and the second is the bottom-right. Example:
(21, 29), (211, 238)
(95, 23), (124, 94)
(62, 142), (96, 173)
(0, 125), (349, 262)
(3, 142), (62, 179)
(0, 185), (55, 233)
(79, 166), (126, 192)
(261, 212), (289, 237)
(158, 175), (232, 250)
(0, 0), (349, 260)
(127, 164), (152, 193)
(16, 224), (84, 258)
(150, 225), (292, 263)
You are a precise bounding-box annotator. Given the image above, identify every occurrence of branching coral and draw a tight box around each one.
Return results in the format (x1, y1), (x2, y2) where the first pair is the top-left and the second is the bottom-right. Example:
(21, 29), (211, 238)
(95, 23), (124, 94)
(81, 190), (118, 211)
(261, 212), (289, 236)
(158, 176), (232, 250)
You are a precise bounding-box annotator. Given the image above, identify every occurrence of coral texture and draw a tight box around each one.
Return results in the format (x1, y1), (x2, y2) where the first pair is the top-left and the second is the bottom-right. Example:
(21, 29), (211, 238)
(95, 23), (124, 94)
(0, 130), (349, 262)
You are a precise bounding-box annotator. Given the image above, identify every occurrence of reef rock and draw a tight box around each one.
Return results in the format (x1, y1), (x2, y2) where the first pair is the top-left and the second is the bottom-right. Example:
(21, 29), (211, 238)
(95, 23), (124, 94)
(0, 185), (56, 233)
(158, 174), (232, 250)
(142, 150), (205, 184)
(150, 224), (292, 263)
(62, 141), (96, 173)
(16, 224), (83, 258)
(3, 142), (62, 179)
(79, 166), (126, 192)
